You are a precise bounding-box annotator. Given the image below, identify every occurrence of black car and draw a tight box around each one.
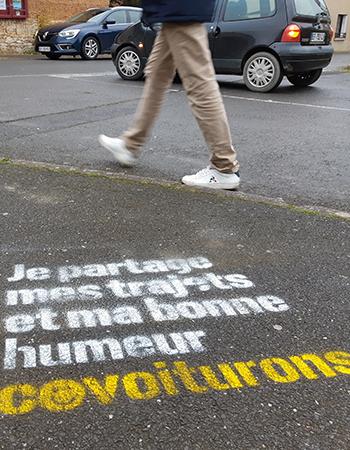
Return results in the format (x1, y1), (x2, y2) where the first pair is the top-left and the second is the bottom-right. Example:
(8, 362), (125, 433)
(111, 0), (334, 92)
(34, 7), (142, 60)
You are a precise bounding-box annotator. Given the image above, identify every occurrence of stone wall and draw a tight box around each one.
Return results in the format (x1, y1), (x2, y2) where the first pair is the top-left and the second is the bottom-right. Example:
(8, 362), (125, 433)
(0, 18), (37, 54)
(0, 0), (108, 54)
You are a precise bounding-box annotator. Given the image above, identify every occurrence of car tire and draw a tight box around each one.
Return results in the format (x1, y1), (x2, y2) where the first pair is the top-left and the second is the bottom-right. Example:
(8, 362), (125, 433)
(286, 69), (323, 87)
(45, 53), (61, 60)
(243, 52), (283, 93)
(116, 46), (144, 81)
(81, 36), (100, 60)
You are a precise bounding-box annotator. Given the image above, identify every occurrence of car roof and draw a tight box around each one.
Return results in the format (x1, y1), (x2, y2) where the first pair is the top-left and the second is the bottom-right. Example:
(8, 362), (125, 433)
(110, 6), (142, 11)
(86, 8), (109, 11)
(86, 7), (142, 12)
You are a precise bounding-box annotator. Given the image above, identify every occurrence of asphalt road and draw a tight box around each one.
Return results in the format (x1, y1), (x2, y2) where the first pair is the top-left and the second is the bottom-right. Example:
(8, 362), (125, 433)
(0, 56), (349, 450)
(0, 55), (349, 211)
(0, 164), (349, 450)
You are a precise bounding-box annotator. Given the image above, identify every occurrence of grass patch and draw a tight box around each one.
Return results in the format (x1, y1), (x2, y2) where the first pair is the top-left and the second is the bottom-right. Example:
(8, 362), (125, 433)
(23, 48), (36, 56)
(0, 157), (12, 163)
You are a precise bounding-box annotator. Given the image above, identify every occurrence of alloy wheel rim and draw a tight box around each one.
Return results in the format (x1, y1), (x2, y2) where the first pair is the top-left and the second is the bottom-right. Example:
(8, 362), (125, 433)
(247, 57), (275, 88)
(85, 39), (98, 58)
(118, 51), (141, 77)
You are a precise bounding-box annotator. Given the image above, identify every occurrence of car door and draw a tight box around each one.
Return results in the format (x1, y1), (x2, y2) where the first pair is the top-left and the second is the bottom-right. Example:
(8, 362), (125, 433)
(211, 0), (286, 74)
(98, 10), (129, 52)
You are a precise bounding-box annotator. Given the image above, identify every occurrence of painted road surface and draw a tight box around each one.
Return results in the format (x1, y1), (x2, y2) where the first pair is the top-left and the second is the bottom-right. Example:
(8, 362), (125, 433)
(0, 164), (349, 449)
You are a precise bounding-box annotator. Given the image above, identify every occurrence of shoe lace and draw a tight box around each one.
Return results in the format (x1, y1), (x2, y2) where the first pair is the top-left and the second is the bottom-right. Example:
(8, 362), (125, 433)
(196, 166), (212, 176)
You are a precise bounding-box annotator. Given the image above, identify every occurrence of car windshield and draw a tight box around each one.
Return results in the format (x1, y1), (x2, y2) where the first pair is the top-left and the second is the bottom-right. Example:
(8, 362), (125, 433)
(67, 9), (107, 23)
(294, 0), (329, 17)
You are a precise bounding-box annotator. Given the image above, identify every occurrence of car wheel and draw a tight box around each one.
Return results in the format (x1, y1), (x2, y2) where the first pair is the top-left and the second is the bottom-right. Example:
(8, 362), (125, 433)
(45, 53), (61, 60)
(287, 69), (323, 87)
(81, 36), (100, 60)
(243, 52), (283, 93)
(116, 46), (144, 81)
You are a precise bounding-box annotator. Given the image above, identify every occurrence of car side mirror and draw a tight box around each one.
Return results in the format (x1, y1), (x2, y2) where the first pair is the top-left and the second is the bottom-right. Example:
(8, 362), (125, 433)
(150, 22), (162, 32)
(103, 20), (116, 28)
(141, 17), (151, 28)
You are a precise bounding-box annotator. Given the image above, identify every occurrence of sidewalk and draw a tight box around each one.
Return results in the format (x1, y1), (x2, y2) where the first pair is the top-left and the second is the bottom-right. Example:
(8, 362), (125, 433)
(0, 162), (349, 449)
(325, 51), (350, 71)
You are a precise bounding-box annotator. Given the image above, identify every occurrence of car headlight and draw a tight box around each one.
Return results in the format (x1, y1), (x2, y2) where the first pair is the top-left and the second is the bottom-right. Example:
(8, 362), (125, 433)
(58, 29), (80, 39)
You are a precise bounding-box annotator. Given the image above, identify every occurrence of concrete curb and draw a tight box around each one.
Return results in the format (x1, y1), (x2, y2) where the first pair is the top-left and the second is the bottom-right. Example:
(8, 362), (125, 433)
(1, 158), (349, 222)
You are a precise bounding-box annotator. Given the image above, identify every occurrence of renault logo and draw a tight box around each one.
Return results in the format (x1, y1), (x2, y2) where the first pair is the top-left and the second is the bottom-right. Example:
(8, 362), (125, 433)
(43, 32), (48, 39)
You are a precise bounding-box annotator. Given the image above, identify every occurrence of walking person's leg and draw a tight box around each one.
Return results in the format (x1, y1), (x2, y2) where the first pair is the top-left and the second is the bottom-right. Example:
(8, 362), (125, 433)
(163, 23), (240, 189)
(99, 29), (176, 166)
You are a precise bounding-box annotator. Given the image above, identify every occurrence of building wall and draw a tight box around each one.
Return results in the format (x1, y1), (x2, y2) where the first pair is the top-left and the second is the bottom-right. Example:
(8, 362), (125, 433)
(0, 0), (107, 54)
(327, 0), (350, 52)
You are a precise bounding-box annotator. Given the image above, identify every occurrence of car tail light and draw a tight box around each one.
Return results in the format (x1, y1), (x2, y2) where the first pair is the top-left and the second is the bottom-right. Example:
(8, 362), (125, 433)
(281, 24), (301, 43)
(329, 26), (334, 41)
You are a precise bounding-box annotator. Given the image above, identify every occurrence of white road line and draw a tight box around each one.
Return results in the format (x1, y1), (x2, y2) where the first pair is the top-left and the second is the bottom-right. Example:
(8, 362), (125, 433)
(56, 76), (146, 90)
(222, 94), (350, 112)
(49, 72), (115, 78)
(0, 72), (115, 79)
(0, 74), (48, 78)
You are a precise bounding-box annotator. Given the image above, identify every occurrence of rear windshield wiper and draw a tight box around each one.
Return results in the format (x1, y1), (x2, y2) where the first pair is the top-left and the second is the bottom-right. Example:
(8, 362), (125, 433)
(315, 11), (329, 23)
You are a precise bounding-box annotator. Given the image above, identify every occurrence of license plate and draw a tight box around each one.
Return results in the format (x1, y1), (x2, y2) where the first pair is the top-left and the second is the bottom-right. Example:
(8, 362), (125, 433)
(38, 46), (51, 52)
(310, 32), (325, 44)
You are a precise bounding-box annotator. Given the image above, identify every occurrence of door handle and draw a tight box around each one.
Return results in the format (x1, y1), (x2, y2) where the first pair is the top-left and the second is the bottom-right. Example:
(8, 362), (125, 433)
(213, 26), (221, 37)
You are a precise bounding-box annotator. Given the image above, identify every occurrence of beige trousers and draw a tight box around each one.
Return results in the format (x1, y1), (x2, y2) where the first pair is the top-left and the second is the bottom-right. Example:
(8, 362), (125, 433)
(121, 22), (239, 173)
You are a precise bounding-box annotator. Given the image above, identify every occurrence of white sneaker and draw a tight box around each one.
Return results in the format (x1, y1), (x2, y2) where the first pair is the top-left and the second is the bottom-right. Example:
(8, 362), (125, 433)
(98, 135), (137, 167)
(182, 166), (240, 190)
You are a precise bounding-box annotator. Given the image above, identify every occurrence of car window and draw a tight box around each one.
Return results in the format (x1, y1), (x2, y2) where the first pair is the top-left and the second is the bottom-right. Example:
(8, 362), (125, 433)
(106, 10), (127, 23)
(128, 10), (142, 23)
(88, 11), (109, 23)
(293, 0), (328, 17)
(68, 9), (107, 23)
(224, 0), (276, 21)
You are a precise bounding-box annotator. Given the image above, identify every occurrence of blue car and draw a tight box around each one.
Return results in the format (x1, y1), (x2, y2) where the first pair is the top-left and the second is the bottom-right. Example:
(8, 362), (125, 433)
(34, 6), (142, 60)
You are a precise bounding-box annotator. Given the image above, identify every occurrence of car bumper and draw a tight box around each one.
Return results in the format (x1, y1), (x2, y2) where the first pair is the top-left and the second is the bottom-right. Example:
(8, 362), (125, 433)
(111, 43), (120, 60)
(269, 43), (334, 73)
(34, 37), (81, 55)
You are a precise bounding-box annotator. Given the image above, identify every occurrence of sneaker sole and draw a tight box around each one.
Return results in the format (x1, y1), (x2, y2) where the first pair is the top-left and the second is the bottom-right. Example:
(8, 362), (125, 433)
(98, 135), (137, 168)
